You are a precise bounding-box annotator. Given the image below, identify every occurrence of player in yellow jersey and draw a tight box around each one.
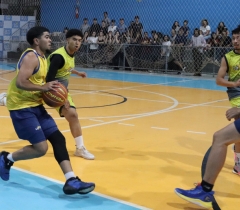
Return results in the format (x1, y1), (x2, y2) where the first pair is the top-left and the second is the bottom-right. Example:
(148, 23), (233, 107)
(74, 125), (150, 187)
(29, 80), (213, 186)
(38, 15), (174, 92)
(0, 26), (95, 195)
(0, 29), (95, 160)
(174, 25), (240, 209)
(46, 29), (94, 160)
(216, 41), (240, 175)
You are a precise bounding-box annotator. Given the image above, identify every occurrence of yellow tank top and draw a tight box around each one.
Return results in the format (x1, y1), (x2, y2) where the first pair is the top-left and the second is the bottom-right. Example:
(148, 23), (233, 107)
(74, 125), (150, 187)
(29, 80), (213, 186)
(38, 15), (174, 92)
(225, 50), (240, 100)
(47, 47), (75, 82)
(7, 48), (47, 110)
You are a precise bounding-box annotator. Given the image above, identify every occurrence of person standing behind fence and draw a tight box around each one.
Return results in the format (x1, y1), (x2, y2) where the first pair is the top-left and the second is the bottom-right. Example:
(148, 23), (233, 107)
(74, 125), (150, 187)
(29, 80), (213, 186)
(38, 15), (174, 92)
(80, 18), (90, 35)
(173, 27), (187, 67)
(117, 18), (127, 35)
(200, 19), (211, 40)
(191, 28), (206, 76)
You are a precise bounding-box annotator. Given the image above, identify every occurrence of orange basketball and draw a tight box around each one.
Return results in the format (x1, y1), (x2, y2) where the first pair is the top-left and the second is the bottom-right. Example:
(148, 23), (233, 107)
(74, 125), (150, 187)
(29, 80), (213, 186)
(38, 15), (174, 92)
(42, 83), (68, 107)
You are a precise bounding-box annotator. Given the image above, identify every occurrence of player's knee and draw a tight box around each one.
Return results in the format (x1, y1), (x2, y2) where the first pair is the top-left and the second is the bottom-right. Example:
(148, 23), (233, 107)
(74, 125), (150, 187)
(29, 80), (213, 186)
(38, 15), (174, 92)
(48, 130), (69, 163)
(66, 108), (78, 121)
(33, 141), (48, 157)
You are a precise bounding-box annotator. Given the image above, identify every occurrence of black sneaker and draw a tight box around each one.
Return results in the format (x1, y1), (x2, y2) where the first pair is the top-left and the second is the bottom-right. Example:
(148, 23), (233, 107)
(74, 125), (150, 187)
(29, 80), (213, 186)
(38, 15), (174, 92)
(0, 151), (13, 181)
(63, 176), (95, 195)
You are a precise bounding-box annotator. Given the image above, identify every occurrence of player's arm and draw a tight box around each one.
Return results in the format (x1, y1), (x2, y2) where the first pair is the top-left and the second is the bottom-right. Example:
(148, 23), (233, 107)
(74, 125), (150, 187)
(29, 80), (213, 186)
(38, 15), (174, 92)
(16, 52), (59, 91)
(216, 57), (240, 87)
(46, 54), (65, 82)
(71, 69), (87, 78)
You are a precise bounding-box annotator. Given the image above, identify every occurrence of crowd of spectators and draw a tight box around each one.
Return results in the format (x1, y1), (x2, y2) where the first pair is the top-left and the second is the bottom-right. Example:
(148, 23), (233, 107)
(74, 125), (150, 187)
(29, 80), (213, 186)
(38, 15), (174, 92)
(55, 12), (232, 75)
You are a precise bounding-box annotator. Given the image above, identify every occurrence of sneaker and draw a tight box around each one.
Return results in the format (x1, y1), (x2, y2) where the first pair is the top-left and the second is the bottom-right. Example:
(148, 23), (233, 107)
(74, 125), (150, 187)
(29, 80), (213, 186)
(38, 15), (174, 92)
(0, 151), (13, 181)
(74, 146), (95, 160)
(0, 92), (7, 106)
(175, 184), (214, 209)
(63, 176), (95, 195)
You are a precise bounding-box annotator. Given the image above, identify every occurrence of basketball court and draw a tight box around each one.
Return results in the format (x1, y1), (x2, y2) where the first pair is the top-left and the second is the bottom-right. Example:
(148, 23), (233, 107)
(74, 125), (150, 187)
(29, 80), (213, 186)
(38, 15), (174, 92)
(0, 63), (240, 209)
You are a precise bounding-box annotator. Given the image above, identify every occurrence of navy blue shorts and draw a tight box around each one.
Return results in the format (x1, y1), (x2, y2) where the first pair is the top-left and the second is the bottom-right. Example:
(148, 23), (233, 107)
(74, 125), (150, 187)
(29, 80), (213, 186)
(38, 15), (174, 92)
(10, 105), (58, 144)
(234, 119), (240, 133)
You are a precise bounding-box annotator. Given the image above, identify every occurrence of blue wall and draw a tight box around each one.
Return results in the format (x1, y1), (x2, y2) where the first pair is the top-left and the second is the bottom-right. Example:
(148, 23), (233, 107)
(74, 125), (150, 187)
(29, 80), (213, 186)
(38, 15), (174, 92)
(41, 0), (239, 36)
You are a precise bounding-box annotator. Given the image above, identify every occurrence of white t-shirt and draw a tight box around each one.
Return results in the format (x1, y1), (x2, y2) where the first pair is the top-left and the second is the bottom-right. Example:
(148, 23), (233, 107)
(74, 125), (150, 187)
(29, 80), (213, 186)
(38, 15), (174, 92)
(162, 41), (171, 56)
(200, 25), (211, 36)
(87, 36), (99, 49)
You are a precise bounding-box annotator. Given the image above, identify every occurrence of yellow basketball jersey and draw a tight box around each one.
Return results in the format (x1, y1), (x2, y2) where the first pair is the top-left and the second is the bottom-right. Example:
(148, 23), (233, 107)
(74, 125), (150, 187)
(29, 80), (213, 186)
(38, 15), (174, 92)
(7, 48), (47, 110)
(225, 50), (240, 100)
(225, 50), (240, 81)
(47, 47), (75, 82)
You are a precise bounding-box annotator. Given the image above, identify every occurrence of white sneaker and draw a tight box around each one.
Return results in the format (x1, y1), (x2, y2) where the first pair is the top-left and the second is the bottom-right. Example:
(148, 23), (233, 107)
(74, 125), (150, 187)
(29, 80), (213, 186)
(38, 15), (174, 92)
(0, 92), (7, 106)
(74, 146), (95, 160)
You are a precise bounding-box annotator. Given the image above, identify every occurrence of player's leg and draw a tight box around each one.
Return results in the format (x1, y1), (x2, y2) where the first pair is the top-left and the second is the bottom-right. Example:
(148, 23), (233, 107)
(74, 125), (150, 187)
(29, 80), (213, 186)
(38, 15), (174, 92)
(0, 92), (7, 106)
(58, 94), (94, 160)
(229, 97), (240, 175)
(40, 106), (95, 194)
(0, 107), (49, 181)
(175, 121), (240, 209)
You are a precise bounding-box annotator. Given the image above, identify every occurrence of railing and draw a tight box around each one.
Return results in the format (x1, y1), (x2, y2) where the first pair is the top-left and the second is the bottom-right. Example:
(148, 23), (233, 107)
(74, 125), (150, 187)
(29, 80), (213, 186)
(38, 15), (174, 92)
(6, 41), (231, 76)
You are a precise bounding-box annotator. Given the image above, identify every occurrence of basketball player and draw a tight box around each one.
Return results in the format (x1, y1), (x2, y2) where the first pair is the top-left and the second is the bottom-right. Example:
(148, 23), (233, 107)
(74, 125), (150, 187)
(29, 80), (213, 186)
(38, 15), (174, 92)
(174, 25), (240, 209)
(0, 26), (95, 195)
(0, 29), (95, 160)
(46, 29), (94, 160)
(216, 27), (240, 175)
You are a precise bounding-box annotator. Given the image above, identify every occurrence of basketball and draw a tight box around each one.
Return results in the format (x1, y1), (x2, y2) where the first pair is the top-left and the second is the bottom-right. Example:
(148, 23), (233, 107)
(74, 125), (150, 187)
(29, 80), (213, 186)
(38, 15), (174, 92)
(42, 83), (68, 107)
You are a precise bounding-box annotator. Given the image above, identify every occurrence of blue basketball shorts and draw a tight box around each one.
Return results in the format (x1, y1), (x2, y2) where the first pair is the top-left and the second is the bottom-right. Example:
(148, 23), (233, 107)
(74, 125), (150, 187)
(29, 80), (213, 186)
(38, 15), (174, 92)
(9, 105), (58, 144)
(234, 119), (240, 134)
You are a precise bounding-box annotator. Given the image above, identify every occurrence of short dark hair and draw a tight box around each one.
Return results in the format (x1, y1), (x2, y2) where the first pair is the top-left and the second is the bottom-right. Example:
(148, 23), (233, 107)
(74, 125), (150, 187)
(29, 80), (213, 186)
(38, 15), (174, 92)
(66, 29), (83, 39)
(26, 26), (49, 45)
(232, 25), (240, 35)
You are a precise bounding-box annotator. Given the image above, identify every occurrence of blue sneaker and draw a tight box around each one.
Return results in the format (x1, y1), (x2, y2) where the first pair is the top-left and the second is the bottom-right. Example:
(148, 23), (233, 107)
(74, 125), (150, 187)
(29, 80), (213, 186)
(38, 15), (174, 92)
(63, 176), (95, 195)
(175, 184), (214, 209)
(0, 151), (13, 181)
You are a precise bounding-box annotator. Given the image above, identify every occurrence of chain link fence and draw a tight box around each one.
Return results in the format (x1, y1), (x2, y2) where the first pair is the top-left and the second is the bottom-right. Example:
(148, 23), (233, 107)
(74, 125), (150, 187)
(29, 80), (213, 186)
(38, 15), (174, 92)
(1, 0), (238, 75)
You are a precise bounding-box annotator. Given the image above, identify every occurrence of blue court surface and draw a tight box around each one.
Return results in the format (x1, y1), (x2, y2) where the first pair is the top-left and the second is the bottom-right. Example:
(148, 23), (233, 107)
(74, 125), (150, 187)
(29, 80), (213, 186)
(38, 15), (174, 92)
(0, 167), (150, 210)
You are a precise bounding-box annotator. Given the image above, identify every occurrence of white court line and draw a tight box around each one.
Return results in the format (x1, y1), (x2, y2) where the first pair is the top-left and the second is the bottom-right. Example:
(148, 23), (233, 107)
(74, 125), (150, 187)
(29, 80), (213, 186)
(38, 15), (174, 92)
(118, 123), (135, 126)
(187, 131), (206, 134)
(89, 119), (105, 122)
(12, 166), (152, 210)
(0, 139), (22, 145)
(151, 127), (169, 130)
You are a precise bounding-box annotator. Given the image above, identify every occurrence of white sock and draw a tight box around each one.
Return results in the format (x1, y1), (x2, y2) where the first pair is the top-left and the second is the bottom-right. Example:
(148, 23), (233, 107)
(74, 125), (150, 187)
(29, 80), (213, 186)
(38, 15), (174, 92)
(64, 171), (75, 180)
(3, 97), (7, 106)
(7, 153), (15, 162)
(75, 136), (84, 148)
(236, 153), (240, 164)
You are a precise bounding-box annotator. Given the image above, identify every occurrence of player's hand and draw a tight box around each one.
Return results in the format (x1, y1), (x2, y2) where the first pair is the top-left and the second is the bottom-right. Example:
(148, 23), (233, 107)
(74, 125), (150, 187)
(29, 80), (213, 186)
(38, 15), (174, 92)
(64, 99), (70, 110)
(42, 81), (60, 91)
(226, 107), (240, 121)
(77, 71), (87, 78)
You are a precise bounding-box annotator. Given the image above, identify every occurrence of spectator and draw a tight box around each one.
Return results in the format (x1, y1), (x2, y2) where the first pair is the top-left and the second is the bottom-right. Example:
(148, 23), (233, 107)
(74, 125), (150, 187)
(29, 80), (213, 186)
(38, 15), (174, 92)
(172, 21), (181, 34)
(216, 21), (229, 37)
(191, 28), (206, 76)
(89, 18), (101, 36)
(130, 16), (143, 39)
(200, 19), (211, 40)
(87, 31), (99, 53)
(108, 19), (117, 34)
(59, 27), (69, 42)
(182, 20), (190, 37)
(173, 27), (187, 65)
(103, 11), (111, 26)
(117, 18), (128, 35)
(100, 20), (108, 36)
(170, 29), (177, 44)
(162, 35), (186, 74)
(80, 18), (90, 35)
